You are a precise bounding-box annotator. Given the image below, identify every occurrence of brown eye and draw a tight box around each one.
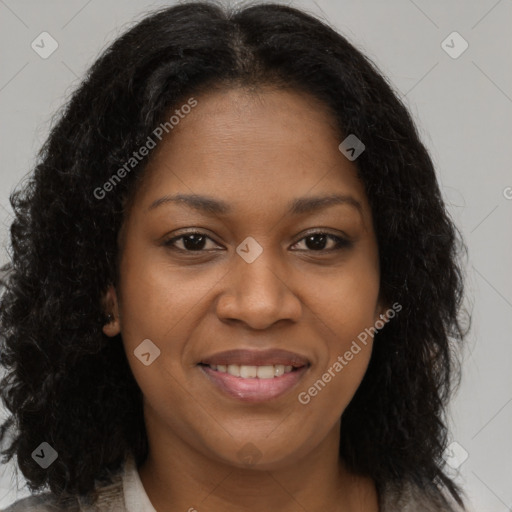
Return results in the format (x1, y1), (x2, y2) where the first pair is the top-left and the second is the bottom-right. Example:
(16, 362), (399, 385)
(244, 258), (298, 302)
(291, 232), (352, 252)
(164, 232), (220, 252)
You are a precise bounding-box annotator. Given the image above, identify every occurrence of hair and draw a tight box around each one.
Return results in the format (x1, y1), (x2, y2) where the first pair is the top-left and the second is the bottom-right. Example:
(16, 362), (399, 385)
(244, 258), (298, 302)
(0, 0), (470, 508)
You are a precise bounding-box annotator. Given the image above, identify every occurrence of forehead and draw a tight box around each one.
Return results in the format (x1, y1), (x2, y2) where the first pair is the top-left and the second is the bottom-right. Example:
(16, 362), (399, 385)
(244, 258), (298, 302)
(133, 86), (370, 220)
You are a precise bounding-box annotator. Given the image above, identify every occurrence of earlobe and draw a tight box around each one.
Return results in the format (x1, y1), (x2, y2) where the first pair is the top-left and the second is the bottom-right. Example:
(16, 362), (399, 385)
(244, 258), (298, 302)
(374, 298), (390, 326)
(102, 284), (121, 337)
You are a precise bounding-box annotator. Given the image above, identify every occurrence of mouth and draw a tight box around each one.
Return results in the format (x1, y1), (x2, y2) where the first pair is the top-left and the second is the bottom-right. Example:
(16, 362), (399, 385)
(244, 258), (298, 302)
(199, 362), (301, 378)
(197, 348), (311, 402)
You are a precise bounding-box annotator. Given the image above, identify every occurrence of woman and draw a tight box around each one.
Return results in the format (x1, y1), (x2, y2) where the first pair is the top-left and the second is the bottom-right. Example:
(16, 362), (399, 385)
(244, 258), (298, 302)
(0, 1), (470, 510)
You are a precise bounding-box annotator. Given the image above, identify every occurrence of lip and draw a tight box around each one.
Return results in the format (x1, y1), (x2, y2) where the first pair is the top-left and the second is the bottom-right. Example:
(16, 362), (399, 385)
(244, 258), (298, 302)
(199, 348), (310, 368)
(199, 364), (309, 403)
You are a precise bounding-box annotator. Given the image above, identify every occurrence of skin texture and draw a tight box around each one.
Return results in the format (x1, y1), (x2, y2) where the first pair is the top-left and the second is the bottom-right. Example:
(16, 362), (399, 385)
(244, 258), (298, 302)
(103, 86), (387, 512)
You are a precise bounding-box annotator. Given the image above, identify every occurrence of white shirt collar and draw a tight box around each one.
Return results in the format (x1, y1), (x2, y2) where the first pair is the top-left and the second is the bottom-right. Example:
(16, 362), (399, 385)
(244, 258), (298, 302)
(122, 453), (157, 512)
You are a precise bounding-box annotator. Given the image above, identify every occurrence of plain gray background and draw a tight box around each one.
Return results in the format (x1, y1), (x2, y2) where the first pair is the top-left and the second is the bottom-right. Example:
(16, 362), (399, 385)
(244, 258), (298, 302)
(0, 0), (511, 510)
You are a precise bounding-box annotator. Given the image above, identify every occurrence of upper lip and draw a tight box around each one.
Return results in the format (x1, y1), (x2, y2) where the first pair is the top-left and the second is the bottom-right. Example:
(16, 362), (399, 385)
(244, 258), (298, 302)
(200, 349), (310, 368)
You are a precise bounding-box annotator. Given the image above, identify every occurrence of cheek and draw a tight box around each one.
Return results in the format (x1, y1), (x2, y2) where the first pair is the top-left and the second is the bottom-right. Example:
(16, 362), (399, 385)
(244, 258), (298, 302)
(298, 323), (375, 422)
(116, 245), (226, 397)
(299, 253), (379, 411)
(306, 249), (380, 332)
(118, 249), (210, 346)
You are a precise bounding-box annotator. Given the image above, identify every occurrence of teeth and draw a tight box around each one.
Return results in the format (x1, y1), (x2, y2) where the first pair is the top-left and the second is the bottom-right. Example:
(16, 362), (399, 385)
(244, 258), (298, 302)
(207, 364), (295, 378)
(227, 364), (240, 377)
(256, 365), (275, 379)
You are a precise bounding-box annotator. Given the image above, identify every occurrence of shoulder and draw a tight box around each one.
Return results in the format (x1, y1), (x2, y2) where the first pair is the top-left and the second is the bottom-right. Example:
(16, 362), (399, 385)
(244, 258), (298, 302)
(1, 492), (79, 511)
(379, 478), (467, 512)
(2, 470), (125, 512)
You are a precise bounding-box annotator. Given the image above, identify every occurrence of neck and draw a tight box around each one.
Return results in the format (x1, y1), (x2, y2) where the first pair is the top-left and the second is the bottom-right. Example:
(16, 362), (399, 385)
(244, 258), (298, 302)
(137, 408), (378, 512)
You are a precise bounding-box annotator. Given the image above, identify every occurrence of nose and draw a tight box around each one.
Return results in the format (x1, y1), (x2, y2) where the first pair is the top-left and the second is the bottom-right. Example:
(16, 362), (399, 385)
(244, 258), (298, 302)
(215, 250), (302, 330)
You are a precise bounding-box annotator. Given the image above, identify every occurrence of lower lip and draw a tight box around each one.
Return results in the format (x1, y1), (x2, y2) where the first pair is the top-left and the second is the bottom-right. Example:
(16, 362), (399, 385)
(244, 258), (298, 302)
(199, 364), (309, 403)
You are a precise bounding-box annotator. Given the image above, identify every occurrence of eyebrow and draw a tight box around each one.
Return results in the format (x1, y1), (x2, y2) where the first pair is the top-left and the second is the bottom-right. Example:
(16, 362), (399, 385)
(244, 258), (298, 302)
(147, 193), (363, 217)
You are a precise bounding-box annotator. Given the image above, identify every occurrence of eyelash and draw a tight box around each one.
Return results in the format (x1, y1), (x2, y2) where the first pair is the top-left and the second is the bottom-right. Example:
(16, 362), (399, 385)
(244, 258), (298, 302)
(163, 230), (352, 254)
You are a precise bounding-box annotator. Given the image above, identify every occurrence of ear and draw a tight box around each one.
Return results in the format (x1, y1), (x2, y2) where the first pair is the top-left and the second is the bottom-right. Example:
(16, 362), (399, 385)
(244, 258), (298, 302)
(374, 295), (390, 325)
(102, 284), (121, 337)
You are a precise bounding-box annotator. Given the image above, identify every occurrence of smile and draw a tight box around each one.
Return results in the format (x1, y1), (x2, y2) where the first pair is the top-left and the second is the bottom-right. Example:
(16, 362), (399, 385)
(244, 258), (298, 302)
(198, 363), (309, 402)
(203, 363), (295, 378)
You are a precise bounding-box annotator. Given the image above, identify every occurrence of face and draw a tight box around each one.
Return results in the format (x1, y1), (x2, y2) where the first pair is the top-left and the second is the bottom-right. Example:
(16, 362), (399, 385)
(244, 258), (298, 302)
(103, 86), (386, 470)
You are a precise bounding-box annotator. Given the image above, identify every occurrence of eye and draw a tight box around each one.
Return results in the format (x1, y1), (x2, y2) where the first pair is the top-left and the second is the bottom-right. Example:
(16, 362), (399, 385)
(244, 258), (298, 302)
(163, 232), (221, 252)
(290, 231), (352, 252)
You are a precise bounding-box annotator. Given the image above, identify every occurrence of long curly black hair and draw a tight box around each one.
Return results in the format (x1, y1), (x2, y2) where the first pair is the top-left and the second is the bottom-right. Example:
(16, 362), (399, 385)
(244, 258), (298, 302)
(0, 0), (470, 507)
